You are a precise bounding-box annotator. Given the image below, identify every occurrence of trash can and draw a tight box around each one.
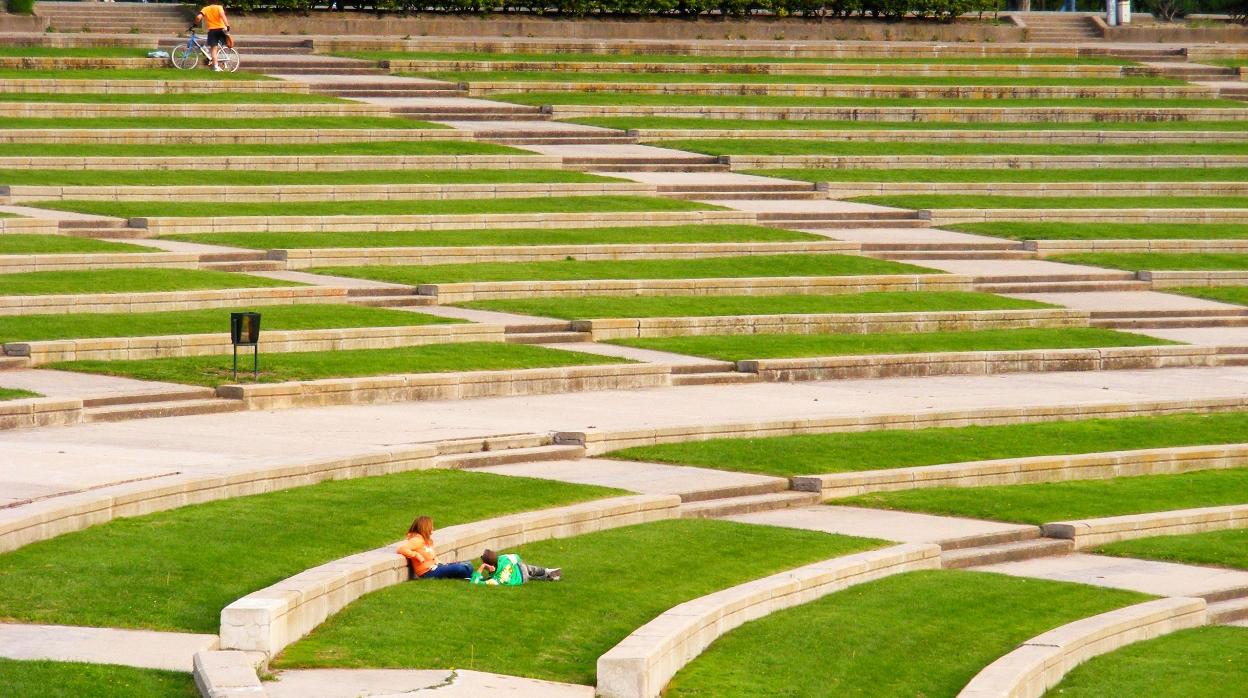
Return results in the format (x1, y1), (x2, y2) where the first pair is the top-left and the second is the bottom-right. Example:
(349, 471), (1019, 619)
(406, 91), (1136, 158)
(1117, 0), (1131, 23)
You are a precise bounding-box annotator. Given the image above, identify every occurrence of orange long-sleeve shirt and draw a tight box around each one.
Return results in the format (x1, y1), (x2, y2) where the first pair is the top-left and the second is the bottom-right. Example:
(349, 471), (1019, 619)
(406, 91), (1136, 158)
(397, 533), (438, 577)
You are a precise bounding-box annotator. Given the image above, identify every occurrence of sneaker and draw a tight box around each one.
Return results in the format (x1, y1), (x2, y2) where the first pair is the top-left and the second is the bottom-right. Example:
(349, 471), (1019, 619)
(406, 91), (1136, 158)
(547, 568), (562, 581)
(212, 65), (222, 72)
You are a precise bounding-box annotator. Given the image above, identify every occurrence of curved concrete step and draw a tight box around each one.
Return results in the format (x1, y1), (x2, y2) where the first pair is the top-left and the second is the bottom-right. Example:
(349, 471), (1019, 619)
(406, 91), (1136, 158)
(680, 491), (820, 518)
(942, 537), (1074, 569)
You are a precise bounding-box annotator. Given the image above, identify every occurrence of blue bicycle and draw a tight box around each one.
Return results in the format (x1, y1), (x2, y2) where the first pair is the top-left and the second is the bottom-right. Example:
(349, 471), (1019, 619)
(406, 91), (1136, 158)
(171, 28), (239, 73)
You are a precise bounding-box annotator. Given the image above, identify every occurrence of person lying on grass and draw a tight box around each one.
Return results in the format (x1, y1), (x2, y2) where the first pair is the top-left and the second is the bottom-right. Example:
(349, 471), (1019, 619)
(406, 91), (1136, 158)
(398, 516), (472, 581)
(471, 548), (562, 586)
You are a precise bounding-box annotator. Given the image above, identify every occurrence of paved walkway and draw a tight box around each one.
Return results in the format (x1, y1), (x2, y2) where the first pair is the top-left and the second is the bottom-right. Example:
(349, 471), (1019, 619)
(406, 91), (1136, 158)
(0, 369), (195, 400)
(543, 341), (719, 365)
(727, 505), (1034, 545)
(698, 198), (909, 214)
(913, 258), (1129, 278)
(1004, 291), (1242, 313)
(477, 457), (785, 499)
(266, 669), (592, 698)
(122, 238), (254, 255)
(248, 270), (409, 289)
(1131, 327), (1248, 346)
(815, 227), (1005, 245)
(607, 171), (809, 186)
(0, 623), (217, 672)
(974, 553), (1248, 598)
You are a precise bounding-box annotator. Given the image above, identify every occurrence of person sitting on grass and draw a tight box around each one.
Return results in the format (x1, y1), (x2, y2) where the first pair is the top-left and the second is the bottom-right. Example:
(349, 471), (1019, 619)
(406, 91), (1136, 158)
(471, 548), (561, 586)
(398, 516), (472, 581)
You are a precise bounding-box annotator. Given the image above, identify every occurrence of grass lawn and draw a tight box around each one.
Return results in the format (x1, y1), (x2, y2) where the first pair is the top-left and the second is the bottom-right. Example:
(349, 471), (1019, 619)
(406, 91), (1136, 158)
(344, 50), (1134, 66)
(574, 117), (1248, 132)
(604, 411), (1248, 478)
(0, 92), (344, 104)
(0, 46), (153, 58)
(1169, 286), (1248, 306)
(658, 140), (1248, 157)
(0, 234), (151, 255)
(854, 195), (1248, 209)
(610, 327), (1169, 362)
(748, 167), (1248, 183)
(0, 304), (459, 345)
(1096, 529), (1248, 571)
(272, 518), (883, 683)
(0, 388), (39, 401)
(0, 168), (613, 187)
(665, 570), (1149, 698)
(0, 116), (447, 130)
(1052, 253), (1248, 271)
(0, 659), (198, 698)
(459, 290), (1050, 319)
(162, 224), (820, 250)
(0, 141), (521, 158)
(1047, 626), (1248, 698)
(946, 223), (1248, 240)
(0, 67), (270, 80)
(0, 470), (618, 633)
(0, 269), (296, 296)
(311, 254), (933, 285)
(50, 342), (629, 387)
(34, 196), (712, 219)
(421, 70), (1178, 87)
(838, 468), (1248, 525)
(497, 92), (1242, 109)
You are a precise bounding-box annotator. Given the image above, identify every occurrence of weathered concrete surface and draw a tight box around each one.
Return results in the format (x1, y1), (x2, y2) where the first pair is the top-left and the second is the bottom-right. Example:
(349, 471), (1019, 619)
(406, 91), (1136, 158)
(265, 668), (593, 698)
(974, 553), (1248, 598)
(727, 505), (1034, 547)
(0, 623), (218, 672)
(476, 457), (785, 500)
(0, 369), (196, 399)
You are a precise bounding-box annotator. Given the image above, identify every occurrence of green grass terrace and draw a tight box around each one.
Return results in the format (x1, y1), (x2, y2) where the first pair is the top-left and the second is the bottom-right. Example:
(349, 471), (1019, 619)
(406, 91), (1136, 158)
(0, 659), (197, 698)
(1047, 626), (1248, 697)
(162, 225), (820, 250)
(309, 254), (933, 285)
(853, 195), (1248, 210)
(575, 117), (1248, 132)
(417, 70), (1181, 87)
(31, 196), (715, 219)
(49, 343), (629, 387)
(497, 93), (1244, 109)
(0, 92), (346, 104)
(273, 519), (882, 684)
(458, 291), (1050, 319)
(0, 305), (460, 345)
(0, 46), (156, 58)
(0, 141), (522, 158)
(1052, 253), (1248, 271)
(749, 168), (1248, 183)
(341, 50), (1136, 66)
(838, 468), (1248, 525)
(655, 140), (1248, 157)
(946, 223), (1248, 240)
(605, 411), (1248, 478)
(610, 327), (1170, 362)
(1097, 529), (1248, 571)
(0, 235), (152, 255)
(0, 169), (616, 187)
(0, 116), (449, 130)
(664, 570), (1149, 697)
(0, 469), (618, 633)
(0, 269), (296, 296)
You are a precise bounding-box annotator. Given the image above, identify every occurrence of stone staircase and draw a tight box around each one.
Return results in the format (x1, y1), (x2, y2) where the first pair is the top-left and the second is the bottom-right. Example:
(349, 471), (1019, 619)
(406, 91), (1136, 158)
(670, 363), (760, 387)
(755, 210), (929, 230)
(38, 0), (192, 34)
(974, 272), (1149, 294)
(388, 102), (550, 122)
(862, 241), (1034, 261)
(315, 80), (470, 98)
(659, 182), (821, 201)
(57, 219), (135, 239)
(81, 388), (243, 424)
(198, 252), (284, 273)
(1021, 13), (1103, 43)
(469, 127), (638, 146)
(503, 323), (594, 344)
(565, 154), (728, 172)
(1091, 308), (1248, 329)
(344, 287), (436, 308)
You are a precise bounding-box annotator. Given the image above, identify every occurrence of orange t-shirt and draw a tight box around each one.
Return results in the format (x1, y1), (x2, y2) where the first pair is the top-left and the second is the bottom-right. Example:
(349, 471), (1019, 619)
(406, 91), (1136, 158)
(397, 533), (438, 577)
(200, 5), (227, 30)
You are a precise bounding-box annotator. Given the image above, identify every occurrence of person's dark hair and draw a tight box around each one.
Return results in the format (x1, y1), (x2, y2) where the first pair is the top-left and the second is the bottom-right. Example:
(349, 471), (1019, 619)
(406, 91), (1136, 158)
(481, 549), (498, 566)
(409, 516), (433, 540)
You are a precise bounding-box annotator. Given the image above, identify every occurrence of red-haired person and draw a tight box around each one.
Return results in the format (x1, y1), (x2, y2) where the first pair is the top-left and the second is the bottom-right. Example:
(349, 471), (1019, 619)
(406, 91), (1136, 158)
(398, 516), (472, 580)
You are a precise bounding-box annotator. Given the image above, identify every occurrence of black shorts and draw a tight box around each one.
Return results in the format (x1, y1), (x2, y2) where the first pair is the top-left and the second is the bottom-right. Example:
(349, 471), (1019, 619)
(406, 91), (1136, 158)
(206, 29), (228, 47)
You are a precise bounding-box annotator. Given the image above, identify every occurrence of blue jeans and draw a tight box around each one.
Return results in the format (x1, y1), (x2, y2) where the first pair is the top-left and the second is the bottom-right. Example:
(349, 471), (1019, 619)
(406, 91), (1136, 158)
(419, 561), (473, 580)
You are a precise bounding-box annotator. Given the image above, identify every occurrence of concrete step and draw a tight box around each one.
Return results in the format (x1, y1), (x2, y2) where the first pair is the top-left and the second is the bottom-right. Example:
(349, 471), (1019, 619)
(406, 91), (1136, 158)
(348, 295), (436, 308)
(484, 136), (639, 145)
(61, 228), (147, 240)
(942, 538), (1074, 569)
(1202, 584), (1248, 604)
(671, 372), (761, 387)
(82, 387), (217, 409)
(199, 252), (271, 263)
(679, 491), (821, 518)
(0, 356), (31, 370)
(670, 361), (738, 374)
(1208, 596), (1248, 624)
(1092, 308), (1248, 319)
(869, 251), (1036, 261)
(762, 218), (930, 229)
(58, 219), (127, 230)
(504, 332), (594, 344)
(435, 444), (586, 469)
(1093, 316), (1248, 329)
(977, 281), (1151, 293)
(667, 191), (823, 201)
(328, 88), (466, 97)
(199, 260), (285, 272)
(585, 163), (730, 172)
(83, 397), (244, 423)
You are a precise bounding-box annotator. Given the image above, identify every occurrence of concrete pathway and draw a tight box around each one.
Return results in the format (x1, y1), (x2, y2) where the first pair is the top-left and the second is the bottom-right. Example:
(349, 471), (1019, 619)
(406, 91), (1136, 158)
(8, 367), (1248, 517)
(266, 669), (592, 698)
(606, 171), (808, 186)
(436, 120), (616, 134)
(0, 205), (121, 222)
(476, 457), (785, 499)
(414, 305), (563, 325)
(698, 198), (909, 214)
(542, 341), (720, 366)
(974, 553), (1248, 598)
(520, 143), (711, 159)
(727, 505), (1034, 546)
(913, 258), (1127, 277)
(0, 623), (218, 672)
(1003, 291), (1242, 313)
(809, 227), (1006, 245)
(0, 369), (197, 400)
(123, 238), (256, 255)
(1132, 327), (1248, 346)
(247, 270), (410, 289)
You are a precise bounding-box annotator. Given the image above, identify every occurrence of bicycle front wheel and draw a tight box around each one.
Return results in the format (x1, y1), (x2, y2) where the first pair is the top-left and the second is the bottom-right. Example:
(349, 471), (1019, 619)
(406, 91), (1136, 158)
(217, 46), (240, 73)
(170, 44), (199, 70)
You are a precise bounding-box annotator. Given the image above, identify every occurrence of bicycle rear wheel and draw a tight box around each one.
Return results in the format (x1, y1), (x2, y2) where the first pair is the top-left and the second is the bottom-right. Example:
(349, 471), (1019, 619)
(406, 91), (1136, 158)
(217, 46), (240, 73)
(170, 44), (199, 70)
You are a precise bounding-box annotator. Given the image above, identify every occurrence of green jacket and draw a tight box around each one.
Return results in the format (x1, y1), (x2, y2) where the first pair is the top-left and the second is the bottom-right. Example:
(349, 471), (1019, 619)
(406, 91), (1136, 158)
(471, 553), (524, 586)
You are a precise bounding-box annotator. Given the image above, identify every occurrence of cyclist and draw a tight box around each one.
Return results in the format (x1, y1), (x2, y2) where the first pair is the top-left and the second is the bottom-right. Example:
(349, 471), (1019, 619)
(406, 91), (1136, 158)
(192, 3), (231, 72)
